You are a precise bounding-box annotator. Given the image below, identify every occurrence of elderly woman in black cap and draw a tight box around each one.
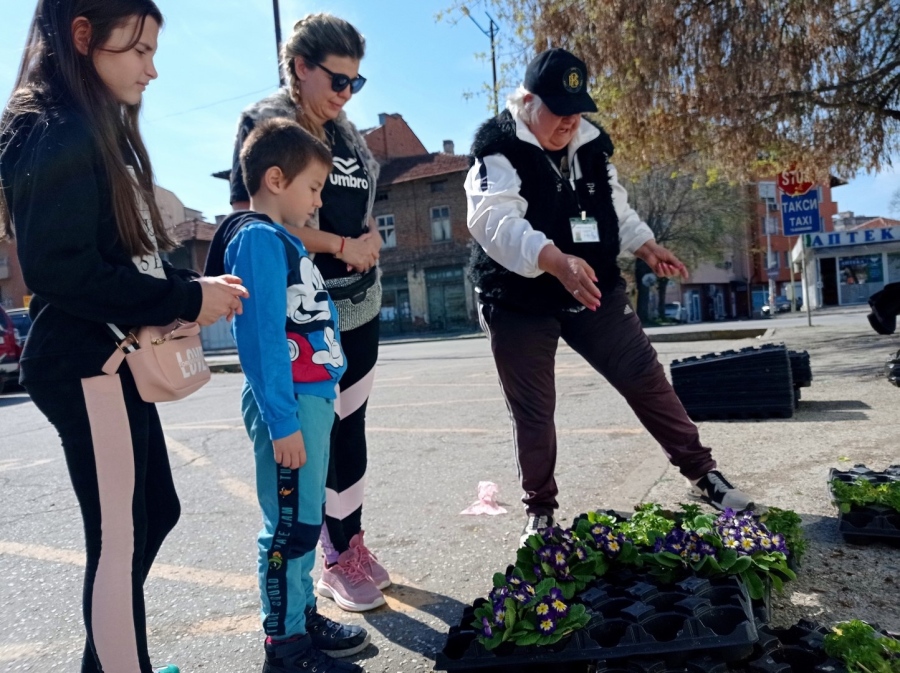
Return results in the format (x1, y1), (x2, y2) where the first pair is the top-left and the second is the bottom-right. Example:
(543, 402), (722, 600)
(465, 48), (754, 544)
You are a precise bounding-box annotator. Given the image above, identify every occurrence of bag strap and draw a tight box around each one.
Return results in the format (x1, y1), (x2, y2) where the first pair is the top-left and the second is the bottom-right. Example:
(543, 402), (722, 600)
(102, 323), (139, 376)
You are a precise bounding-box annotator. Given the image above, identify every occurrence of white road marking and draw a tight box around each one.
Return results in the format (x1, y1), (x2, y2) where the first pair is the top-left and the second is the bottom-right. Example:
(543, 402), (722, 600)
(0, 458), (56, 473)
(0, 541), (255, 592)
(164, 435), (211, 466)
(219, 477), (258, 507)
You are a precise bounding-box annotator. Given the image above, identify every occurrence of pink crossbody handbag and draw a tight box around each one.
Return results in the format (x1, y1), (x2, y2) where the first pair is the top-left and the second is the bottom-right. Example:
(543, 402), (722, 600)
(103, 321), (211, 403)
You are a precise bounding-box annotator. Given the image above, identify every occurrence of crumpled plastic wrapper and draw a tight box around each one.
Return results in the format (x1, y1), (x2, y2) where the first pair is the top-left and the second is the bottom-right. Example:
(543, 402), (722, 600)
(460, 481), (507, 516)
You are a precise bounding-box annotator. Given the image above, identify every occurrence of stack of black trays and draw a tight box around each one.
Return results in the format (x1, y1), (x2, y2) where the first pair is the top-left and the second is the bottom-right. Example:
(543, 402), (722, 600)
(671, 344), (794, 420)
(787, 351), (812, 407)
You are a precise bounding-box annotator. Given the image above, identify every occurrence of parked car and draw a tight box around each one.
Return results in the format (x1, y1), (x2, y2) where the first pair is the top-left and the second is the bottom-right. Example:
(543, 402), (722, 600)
(7, 308), (31, 348)
(0, 306), (20, 393)
(761, 296), (800, 316)
(664, 302), (684, 322)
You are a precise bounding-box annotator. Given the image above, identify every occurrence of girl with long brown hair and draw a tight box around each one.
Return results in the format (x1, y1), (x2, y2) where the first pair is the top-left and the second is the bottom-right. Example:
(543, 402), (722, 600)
(0, 2), (247, 671)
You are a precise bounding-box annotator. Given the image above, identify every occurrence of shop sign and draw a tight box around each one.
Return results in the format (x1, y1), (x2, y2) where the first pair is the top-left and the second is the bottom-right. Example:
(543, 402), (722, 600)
(805, 227), (900, 248)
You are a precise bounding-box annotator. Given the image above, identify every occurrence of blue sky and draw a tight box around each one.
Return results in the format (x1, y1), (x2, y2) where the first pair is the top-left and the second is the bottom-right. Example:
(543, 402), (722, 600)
(1, 0), (896, 221)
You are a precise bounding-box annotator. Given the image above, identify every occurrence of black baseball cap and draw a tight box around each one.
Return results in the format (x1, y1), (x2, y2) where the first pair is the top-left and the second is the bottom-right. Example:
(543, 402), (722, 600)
(524, 48), (597, 117)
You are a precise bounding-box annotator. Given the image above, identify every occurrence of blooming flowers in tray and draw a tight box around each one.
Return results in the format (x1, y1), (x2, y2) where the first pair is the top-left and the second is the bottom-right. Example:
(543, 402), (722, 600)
(471, 503), (801, 650)
(516, 525), (611, 600)
(471, 568), (591, 650)
(639, 507), (796, 599)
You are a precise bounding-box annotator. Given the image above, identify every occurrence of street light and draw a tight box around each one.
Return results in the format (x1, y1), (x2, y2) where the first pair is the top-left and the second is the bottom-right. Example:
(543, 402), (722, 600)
(273, 0), (285, 86)
(461, 6), (500, 116)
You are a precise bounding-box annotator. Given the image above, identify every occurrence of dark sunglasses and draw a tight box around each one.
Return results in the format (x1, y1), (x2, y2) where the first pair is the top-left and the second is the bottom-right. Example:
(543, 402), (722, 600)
(316, 62), (366, 94)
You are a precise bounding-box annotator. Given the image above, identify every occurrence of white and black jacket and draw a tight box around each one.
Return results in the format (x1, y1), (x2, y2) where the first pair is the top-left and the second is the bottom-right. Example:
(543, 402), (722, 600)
(465, 106), (654, 313)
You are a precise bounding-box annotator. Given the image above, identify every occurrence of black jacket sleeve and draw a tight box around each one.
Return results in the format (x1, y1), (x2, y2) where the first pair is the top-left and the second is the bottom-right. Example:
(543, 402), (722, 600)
(12, 115), (203, 326)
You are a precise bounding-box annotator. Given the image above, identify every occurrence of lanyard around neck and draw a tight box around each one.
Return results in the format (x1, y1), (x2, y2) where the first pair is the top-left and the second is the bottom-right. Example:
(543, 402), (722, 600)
(544, 151), (583, 211)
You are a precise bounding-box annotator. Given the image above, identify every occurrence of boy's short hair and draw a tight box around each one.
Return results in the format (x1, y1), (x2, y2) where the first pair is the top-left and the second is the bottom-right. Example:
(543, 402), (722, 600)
(240, 118), (332, 197)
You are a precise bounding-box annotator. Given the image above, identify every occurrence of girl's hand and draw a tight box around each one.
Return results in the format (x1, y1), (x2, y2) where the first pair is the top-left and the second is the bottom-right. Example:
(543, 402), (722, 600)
(195, 276), (249, 326)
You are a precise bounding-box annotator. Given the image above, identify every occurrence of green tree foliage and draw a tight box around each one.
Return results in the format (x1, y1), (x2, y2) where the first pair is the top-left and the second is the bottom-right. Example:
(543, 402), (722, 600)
(621, 165), (749, 321)
(443, 1), (900, 180)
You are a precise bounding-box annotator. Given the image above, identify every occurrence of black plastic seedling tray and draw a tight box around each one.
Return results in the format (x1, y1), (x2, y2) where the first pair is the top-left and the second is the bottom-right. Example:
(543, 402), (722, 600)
(829, 465), (900, 545)
(787, 351), (812, 389)
(745, 621), (848, 673)
(592, 620), (853, 673)
(593, 657), (733, 672)
(671, 345), (794, 420)
(577, 573), (759, 662)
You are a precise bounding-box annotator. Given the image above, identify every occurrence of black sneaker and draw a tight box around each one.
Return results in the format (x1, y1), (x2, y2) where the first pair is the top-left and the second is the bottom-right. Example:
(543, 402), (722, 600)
(689, 470), (754, 512)
(520, 514), (554, 546)
(262, 634), (363, 673)
(305, 606), (370, 657)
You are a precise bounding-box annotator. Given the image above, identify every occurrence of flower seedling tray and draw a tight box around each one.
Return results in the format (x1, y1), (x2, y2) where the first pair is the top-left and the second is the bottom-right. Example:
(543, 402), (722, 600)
(787, 351), (812, 389)
(745, 620), (848, 673)
(576, 572), (759, 662)
(434, 599), (597, 672)
(829, 465), (900, 545)
(671, 344), (794, 421)
(593, 656), (734, 672)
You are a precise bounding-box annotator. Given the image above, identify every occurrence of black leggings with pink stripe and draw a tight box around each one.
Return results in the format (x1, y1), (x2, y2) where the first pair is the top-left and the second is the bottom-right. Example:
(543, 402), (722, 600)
(27, 364), (180, 673)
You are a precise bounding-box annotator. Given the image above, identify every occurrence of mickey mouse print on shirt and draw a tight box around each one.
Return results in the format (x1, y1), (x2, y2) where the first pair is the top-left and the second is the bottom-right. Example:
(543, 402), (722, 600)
(285, 255), (345, 383)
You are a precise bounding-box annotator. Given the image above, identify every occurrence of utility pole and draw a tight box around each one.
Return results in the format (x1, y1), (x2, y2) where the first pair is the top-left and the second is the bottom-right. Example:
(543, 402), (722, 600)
(462, 7), (500, 116)
(273, 0), (284, 86)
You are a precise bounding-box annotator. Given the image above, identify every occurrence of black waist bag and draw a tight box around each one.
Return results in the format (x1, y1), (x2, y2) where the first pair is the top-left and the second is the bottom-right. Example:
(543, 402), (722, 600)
(326, 268), (377, 304)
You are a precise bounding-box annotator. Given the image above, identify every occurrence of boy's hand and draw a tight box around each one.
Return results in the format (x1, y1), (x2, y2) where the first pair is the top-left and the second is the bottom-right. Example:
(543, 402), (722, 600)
(273, 431), (306, 469)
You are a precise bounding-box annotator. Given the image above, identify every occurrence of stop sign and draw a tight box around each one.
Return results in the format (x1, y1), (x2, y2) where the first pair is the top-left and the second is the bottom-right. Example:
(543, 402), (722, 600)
(777, 169), (815, 197)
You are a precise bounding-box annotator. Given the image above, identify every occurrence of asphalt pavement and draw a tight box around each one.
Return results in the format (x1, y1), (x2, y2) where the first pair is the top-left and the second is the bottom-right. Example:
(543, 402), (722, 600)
(1, 305), (898, 672)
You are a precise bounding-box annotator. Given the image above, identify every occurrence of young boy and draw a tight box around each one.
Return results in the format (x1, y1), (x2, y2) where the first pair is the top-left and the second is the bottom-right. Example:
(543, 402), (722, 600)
(220, 118), (368, 673)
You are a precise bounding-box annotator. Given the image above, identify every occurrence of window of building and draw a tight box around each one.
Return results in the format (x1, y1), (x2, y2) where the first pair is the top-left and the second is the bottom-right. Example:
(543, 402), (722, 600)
(431, 206), (451, 242)
(377, 214), (396, 248)
(375, 191), (389, 202)
(430, 181), (447, 193)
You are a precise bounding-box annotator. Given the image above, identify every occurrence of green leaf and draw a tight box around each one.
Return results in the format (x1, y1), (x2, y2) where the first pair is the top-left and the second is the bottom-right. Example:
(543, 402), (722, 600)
(516, 632), (541, 647)
(482, 632), (505, 650)
(492, 572), (507, 589)
(770, 573), (783, 593)
(534, 578), (555, 596)
(719, 547), (739, 570)
(740, 569), (765, 600)
(561, 582), (576, 600)
(731, 556), (753, 574)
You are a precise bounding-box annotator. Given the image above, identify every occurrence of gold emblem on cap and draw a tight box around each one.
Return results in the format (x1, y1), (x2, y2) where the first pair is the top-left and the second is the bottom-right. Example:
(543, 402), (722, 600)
(563, 67), (582, 93)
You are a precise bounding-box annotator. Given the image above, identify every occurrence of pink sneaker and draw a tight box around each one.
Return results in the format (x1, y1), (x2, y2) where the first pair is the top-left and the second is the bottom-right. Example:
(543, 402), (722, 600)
(316, 547), (385, 612)
(350, 531), (391, 590)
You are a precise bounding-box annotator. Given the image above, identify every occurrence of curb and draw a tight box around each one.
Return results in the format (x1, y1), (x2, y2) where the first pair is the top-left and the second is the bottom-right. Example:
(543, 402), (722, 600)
(648, 328), (769, 343)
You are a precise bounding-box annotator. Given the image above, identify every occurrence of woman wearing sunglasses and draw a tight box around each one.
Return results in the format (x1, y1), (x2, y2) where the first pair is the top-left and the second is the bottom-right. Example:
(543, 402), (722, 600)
(226, 13), (388, 613)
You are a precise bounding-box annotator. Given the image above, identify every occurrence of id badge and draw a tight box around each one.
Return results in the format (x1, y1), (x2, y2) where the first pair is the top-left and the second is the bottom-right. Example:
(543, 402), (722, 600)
(570, 216), (600, 243)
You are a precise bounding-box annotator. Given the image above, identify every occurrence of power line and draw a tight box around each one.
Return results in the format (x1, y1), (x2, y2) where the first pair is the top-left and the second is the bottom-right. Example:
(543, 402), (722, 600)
(147, 85), (278, 122)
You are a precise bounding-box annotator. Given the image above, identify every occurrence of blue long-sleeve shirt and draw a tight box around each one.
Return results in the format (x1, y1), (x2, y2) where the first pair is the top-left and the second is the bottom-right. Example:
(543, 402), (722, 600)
(225, 218), (346, 440)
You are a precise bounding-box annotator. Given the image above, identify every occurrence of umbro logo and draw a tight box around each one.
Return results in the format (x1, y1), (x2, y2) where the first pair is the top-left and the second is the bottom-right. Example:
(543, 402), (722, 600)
(332, 157), (360, 175)
(330, 156), (369, 190)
